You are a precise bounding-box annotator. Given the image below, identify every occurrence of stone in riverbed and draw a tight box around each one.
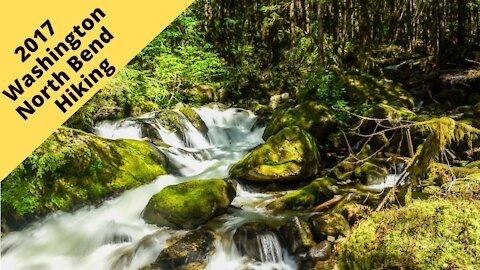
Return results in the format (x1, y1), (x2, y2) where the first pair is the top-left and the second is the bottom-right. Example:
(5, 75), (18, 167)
(308, 240), (333, 261)
(143, 179), (236, 229)
(233, 222), (283, 262)
(176, 103), (209, 134)
(279, 216), (316, 254)
(151, 230), (217, 270)
(309, 213), (350, 241)
(230, 126), (321, 183)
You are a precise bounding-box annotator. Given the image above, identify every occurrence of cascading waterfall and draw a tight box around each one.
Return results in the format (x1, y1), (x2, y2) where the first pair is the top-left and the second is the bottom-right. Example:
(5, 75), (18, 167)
(1, 105), (297, 270)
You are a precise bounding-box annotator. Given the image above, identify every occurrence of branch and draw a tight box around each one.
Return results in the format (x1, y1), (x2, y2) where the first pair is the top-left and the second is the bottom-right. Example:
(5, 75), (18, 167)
(312, 195), (345, 212)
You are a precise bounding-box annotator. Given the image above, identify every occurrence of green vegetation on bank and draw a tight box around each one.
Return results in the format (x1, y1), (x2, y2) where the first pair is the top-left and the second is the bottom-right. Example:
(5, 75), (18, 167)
(2, 127), (167, 230)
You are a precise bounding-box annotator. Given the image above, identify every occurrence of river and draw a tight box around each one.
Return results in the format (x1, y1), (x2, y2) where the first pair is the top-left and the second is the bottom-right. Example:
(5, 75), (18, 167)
(1, 106), (298, 270)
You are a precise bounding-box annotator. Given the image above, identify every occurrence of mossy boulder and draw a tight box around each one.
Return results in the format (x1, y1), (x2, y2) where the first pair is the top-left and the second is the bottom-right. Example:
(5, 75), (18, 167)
(143, 179), (236, 229)
(1, 126), (167, 229)
(338, 199), (480, 270)
(151, 230), (217, 270)
(344, 72), (416, 109)
(176, 103), (208, 134)
(267, 177), (337, 210)
(153, 110), (187, 138)
(330, 146), (392, 186)
(263, 102), (336, 140)
(332, 194), (373, 224)
(309, 213), (350, 241)
(230, 126), (321, 183)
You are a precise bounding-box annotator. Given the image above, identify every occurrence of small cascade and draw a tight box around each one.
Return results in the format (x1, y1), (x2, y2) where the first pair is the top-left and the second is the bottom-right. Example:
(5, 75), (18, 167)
(1, 105), (299, 270)
(257, 232), (284, 263)
(94, 119), (142, 140)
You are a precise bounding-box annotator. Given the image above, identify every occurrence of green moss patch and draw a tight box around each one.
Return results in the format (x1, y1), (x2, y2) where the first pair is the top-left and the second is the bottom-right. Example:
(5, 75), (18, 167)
(2, 127), (167, 228)
(267, 177), (337, 210)
(143, 179), (236, 229)
(263, 102), (336, 140)
(339, 198), (480, 269)
(231, 126), (321, 182)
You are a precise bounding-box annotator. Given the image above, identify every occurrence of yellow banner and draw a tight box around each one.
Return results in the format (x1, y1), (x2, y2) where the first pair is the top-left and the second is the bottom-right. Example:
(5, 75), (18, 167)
(0, 1), (194, 181)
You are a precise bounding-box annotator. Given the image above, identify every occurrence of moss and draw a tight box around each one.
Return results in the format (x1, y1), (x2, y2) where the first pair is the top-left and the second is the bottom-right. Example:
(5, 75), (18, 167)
(338, 198), (480, 270)
(364, 104), (416, 121)
(343, 72), (416, 109)
(154, 110), (186, 138)
(263, 102), (336, 140)
(177, 103), (208, 134)
(143, 179), (236, 229)
(267, 178), (337, 210)
(230, 126), (321, 182)
(1, 126), (167, 227)
(465, 160), (480, 169)
(447, 175), (480, 199)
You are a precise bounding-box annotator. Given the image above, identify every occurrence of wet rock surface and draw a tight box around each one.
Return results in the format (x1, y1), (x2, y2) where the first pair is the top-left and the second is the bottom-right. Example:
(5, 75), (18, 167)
(151, 230), (216, 270)
(233, 222), (283, 262)
(279, 216), (316, 254)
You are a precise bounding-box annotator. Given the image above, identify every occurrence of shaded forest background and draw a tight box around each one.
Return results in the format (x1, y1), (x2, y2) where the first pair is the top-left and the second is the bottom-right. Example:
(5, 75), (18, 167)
(66, 0), (480, 131)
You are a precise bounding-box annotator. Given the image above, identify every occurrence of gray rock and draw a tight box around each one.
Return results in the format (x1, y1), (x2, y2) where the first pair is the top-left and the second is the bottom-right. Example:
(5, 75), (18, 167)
(151, 230), (216, 270)
(308, 240), (332, 261)
(279, 216), (316, 254)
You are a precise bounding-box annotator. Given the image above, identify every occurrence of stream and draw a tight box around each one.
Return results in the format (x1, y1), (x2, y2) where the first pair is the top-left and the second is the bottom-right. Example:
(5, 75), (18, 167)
(1, 106), (298, 270)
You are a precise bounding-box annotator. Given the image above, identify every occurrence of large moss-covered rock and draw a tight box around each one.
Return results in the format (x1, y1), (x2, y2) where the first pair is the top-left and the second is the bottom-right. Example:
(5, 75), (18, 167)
(1, 127), (167, 229)
(267, 177), (337, 210)
(143, 179), (236, 229)
(230, 126), (321, 183)
(338, 199), (480, 270)
(151, 230), (217, 270)
(263, 102), (336, 140)
(344, 72), (416, 109)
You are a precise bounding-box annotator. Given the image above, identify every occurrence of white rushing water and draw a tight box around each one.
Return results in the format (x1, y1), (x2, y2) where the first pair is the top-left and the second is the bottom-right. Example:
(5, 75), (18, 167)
(1, 105), (297, 270)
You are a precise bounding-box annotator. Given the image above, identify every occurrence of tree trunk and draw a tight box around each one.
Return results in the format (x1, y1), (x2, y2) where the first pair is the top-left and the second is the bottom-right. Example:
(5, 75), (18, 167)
(437, 0), (446, 68)
(458, 0), (466, 47)
(317, 0), (324, 67)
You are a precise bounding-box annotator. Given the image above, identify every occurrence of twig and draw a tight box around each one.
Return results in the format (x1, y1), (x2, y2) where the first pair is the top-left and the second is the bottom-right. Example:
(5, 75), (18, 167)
(312, 195), (345, 212)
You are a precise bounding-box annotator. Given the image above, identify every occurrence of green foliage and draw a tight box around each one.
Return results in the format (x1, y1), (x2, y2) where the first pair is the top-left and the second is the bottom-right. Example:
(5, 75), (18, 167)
(67, 7), (225, 131)
(2, 127), (167, 224)
(299, 70), (354, 121)
(2, 138), (77, 215)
